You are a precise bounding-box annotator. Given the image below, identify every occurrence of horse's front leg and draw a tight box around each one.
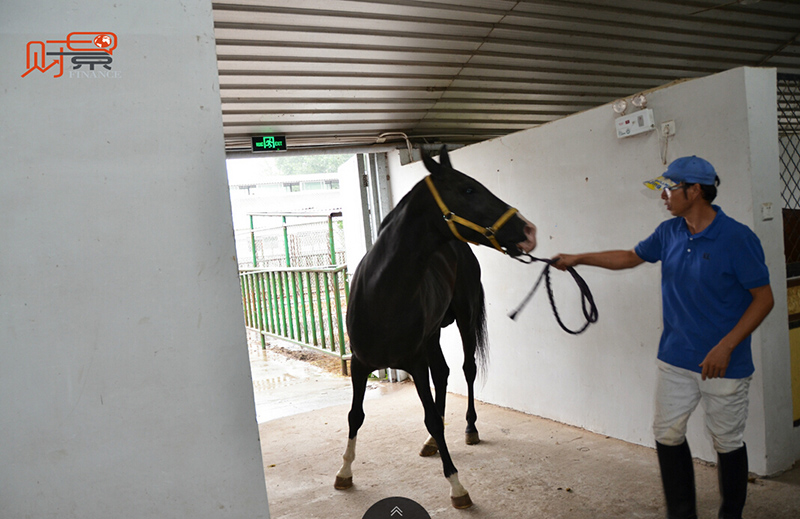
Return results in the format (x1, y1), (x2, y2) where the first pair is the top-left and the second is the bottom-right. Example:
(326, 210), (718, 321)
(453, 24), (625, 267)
(334, 356), (370, 490)
(420, 343), (449, 457)
(409, 363), (472, 509)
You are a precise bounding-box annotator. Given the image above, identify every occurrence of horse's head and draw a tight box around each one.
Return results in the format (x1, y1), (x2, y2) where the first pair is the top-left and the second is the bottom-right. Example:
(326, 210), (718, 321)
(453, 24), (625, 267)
(422, 147), (536, 257)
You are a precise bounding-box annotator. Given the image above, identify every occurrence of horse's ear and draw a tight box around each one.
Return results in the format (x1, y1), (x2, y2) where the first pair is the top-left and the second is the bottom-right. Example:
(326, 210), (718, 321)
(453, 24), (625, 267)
(422, 148), (441, 176)
(438, 145), (452, 170)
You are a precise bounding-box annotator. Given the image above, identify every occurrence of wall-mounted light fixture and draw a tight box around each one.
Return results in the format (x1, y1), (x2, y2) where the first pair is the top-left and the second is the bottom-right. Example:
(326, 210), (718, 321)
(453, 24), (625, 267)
(615, 108), (656, 139)
(613, 93), (648, 115)
(612, 98), (628, 114)
(613, 92), (654, 139)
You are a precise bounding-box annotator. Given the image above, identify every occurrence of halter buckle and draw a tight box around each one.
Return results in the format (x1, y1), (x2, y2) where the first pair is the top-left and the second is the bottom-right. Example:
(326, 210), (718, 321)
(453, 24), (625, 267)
(425, 175), (513, 255)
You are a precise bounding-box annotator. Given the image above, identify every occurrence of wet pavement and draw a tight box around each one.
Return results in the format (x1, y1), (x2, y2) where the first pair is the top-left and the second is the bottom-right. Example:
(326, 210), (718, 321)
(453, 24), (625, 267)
(248, 342), (385, 423)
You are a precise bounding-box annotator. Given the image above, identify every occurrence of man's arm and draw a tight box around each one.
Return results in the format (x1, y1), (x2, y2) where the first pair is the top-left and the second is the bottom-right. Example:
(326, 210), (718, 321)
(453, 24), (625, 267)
(552, 249), (645, 271)
(699, 284), (775, 380)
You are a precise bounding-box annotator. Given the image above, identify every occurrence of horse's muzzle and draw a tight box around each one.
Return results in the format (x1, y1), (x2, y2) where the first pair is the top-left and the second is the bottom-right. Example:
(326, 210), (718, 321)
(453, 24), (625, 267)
(514, 214), (537, 255)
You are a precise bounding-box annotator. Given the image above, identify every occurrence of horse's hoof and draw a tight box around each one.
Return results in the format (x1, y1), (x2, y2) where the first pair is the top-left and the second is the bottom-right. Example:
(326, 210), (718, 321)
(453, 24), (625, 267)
(334, 476), (353, 490)
(419, 443), (439, 457)
(451, 493), (473, 509)
(465, 432), (480, 445)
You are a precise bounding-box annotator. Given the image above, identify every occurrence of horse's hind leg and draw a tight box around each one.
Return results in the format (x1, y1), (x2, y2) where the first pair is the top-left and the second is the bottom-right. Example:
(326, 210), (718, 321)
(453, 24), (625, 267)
(462, 344), (480, 445)
(409, 363), (472, 509)
(334, 356), (370, 490)
(451, 243), (485, 446)
(420, 344), (449, 457)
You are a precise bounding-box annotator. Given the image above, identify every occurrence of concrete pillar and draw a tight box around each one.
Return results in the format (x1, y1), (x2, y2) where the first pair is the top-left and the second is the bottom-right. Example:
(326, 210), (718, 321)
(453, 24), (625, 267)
(0, 1), (270, 517)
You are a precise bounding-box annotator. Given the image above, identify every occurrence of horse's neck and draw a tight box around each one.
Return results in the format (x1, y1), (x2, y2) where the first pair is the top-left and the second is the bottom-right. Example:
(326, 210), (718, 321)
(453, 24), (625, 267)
(369, 186), (449, 281)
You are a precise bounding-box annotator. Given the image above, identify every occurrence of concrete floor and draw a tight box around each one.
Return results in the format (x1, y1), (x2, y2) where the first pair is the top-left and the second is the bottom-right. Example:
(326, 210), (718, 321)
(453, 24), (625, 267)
(250, 345), (800, 519)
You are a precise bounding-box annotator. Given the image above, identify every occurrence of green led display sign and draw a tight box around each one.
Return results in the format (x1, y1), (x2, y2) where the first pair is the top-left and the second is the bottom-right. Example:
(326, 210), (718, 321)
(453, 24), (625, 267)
(251, 135), (287, 152)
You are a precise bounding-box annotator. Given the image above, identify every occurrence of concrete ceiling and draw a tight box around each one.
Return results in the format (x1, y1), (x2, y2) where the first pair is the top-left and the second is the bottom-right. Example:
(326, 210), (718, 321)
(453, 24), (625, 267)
(213, 0), (800, 155)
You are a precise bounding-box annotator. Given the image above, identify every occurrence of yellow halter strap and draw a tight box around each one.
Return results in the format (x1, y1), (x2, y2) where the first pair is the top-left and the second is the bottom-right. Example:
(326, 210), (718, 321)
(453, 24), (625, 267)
(424, 175), (519, 254)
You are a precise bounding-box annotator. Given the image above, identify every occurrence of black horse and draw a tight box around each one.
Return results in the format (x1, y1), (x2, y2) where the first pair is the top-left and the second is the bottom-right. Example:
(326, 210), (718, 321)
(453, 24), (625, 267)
(334, 147), (536, 508)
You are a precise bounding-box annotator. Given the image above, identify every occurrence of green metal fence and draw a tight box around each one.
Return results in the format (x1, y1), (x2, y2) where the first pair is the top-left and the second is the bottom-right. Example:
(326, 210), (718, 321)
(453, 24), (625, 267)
(239, 211), (346, 269)
(235, 210), (351, 374)
(240, 265), (350, 374)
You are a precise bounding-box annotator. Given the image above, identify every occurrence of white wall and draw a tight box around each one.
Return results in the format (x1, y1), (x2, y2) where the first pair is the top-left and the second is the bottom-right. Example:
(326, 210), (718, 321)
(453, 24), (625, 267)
(340, 155), (371, 270)
(387, 67), (797, 475)
(0, 1), (270, 517)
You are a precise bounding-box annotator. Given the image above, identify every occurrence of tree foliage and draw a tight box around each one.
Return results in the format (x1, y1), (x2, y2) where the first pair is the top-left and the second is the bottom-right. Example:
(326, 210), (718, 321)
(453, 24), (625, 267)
(274, 154), (354, 176)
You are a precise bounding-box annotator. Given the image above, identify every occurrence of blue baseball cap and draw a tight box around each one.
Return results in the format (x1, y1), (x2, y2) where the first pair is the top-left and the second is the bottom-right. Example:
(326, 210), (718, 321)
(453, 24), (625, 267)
(644, 155), (717, 190)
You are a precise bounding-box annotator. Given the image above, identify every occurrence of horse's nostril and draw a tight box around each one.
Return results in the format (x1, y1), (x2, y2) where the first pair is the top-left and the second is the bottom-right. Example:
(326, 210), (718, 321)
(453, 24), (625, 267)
(516, 219), (537, 253)
(516, 216), (537, 242)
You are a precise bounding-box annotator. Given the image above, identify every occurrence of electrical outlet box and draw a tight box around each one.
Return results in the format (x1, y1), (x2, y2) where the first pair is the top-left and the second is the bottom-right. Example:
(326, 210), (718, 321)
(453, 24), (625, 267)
(615, 109), (655, 139)
(661, 120), (676, 137)
(761, 202), (774, 221)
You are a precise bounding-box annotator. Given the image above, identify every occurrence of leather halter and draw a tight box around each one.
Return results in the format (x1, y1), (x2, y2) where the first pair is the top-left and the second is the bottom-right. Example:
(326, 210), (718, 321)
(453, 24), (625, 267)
(424, 175), (519, 254)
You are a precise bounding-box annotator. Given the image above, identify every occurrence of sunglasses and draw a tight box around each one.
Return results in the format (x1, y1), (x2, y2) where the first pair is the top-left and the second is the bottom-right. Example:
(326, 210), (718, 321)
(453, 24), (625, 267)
(643, 175), (684, 191)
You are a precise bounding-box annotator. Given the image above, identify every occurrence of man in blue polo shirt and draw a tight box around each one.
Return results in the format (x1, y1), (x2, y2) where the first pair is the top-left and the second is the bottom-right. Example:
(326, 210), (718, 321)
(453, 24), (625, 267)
(553, 156), (774, 519)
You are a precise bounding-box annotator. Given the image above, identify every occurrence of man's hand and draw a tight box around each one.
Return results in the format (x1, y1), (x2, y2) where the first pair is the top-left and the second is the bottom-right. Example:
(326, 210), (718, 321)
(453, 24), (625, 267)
(698, 284), (773, 381)
(699, 342), (733, 380)
(551, 254), (578, 271)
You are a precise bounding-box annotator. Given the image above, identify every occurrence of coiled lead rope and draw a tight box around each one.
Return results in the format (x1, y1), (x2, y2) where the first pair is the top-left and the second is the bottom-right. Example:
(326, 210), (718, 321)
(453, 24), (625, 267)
(508, 254), (598, 335)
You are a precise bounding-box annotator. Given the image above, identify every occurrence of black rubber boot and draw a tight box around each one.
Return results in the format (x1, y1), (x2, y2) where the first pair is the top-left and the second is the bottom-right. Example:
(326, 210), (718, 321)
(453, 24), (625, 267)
(656, 441), (698, 519)
(717, 444), (748, 519)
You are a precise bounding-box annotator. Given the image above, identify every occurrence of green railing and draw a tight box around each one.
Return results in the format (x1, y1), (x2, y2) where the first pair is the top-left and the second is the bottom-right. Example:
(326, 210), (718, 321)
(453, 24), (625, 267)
(242, 211), (345, 270)
(240, 265), (350, 375)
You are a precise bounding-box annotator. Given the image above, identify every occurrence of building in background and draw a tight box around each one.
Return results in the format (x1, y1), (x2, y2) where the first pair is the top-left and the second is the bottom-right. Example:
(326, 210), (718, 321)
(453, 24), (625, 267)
(227, 157), (348, 268)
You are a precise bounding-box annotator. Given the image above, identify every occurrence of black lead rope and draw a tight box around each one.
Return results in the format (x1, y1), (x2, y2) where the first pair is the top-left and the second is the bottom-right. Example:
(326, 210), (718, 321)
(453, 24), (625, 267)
(507, 254), (598, 335)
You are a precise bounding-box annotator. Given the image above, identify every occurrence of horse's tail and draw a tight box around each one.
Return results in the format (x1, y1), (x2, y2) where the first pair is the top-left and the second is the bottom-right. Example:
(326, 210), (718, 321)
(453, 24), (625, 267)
(474, 284), (489, 380)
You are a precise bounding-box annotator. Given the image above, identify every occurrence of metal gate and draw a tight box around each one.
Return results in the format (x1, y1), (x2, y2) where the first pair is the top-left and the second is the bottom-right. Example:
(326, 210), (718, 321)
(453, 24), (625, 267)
(780, 74), (800, 275)
(777, 73), (800, 427)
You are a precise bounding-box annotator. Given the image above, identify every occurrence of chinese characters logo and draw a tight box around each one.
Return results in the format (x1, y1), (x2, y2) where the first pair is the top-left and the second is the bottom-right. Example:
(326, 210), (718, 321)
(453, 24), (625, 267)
(22, 32), (118, 78)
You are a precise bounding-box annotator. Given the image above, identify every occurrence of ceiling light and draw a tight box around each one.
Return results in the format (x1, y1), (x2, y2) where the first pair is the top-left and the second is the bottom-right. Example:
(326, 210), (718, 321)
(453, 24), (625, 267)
(631, 93), (647, 109)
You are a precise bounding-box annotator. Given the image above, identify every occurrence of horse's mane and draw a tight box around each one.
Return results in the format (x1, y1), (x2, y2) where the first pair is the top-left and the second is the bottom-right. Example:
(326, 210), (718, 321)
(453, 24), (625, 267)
(376, 179), (425, 235)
